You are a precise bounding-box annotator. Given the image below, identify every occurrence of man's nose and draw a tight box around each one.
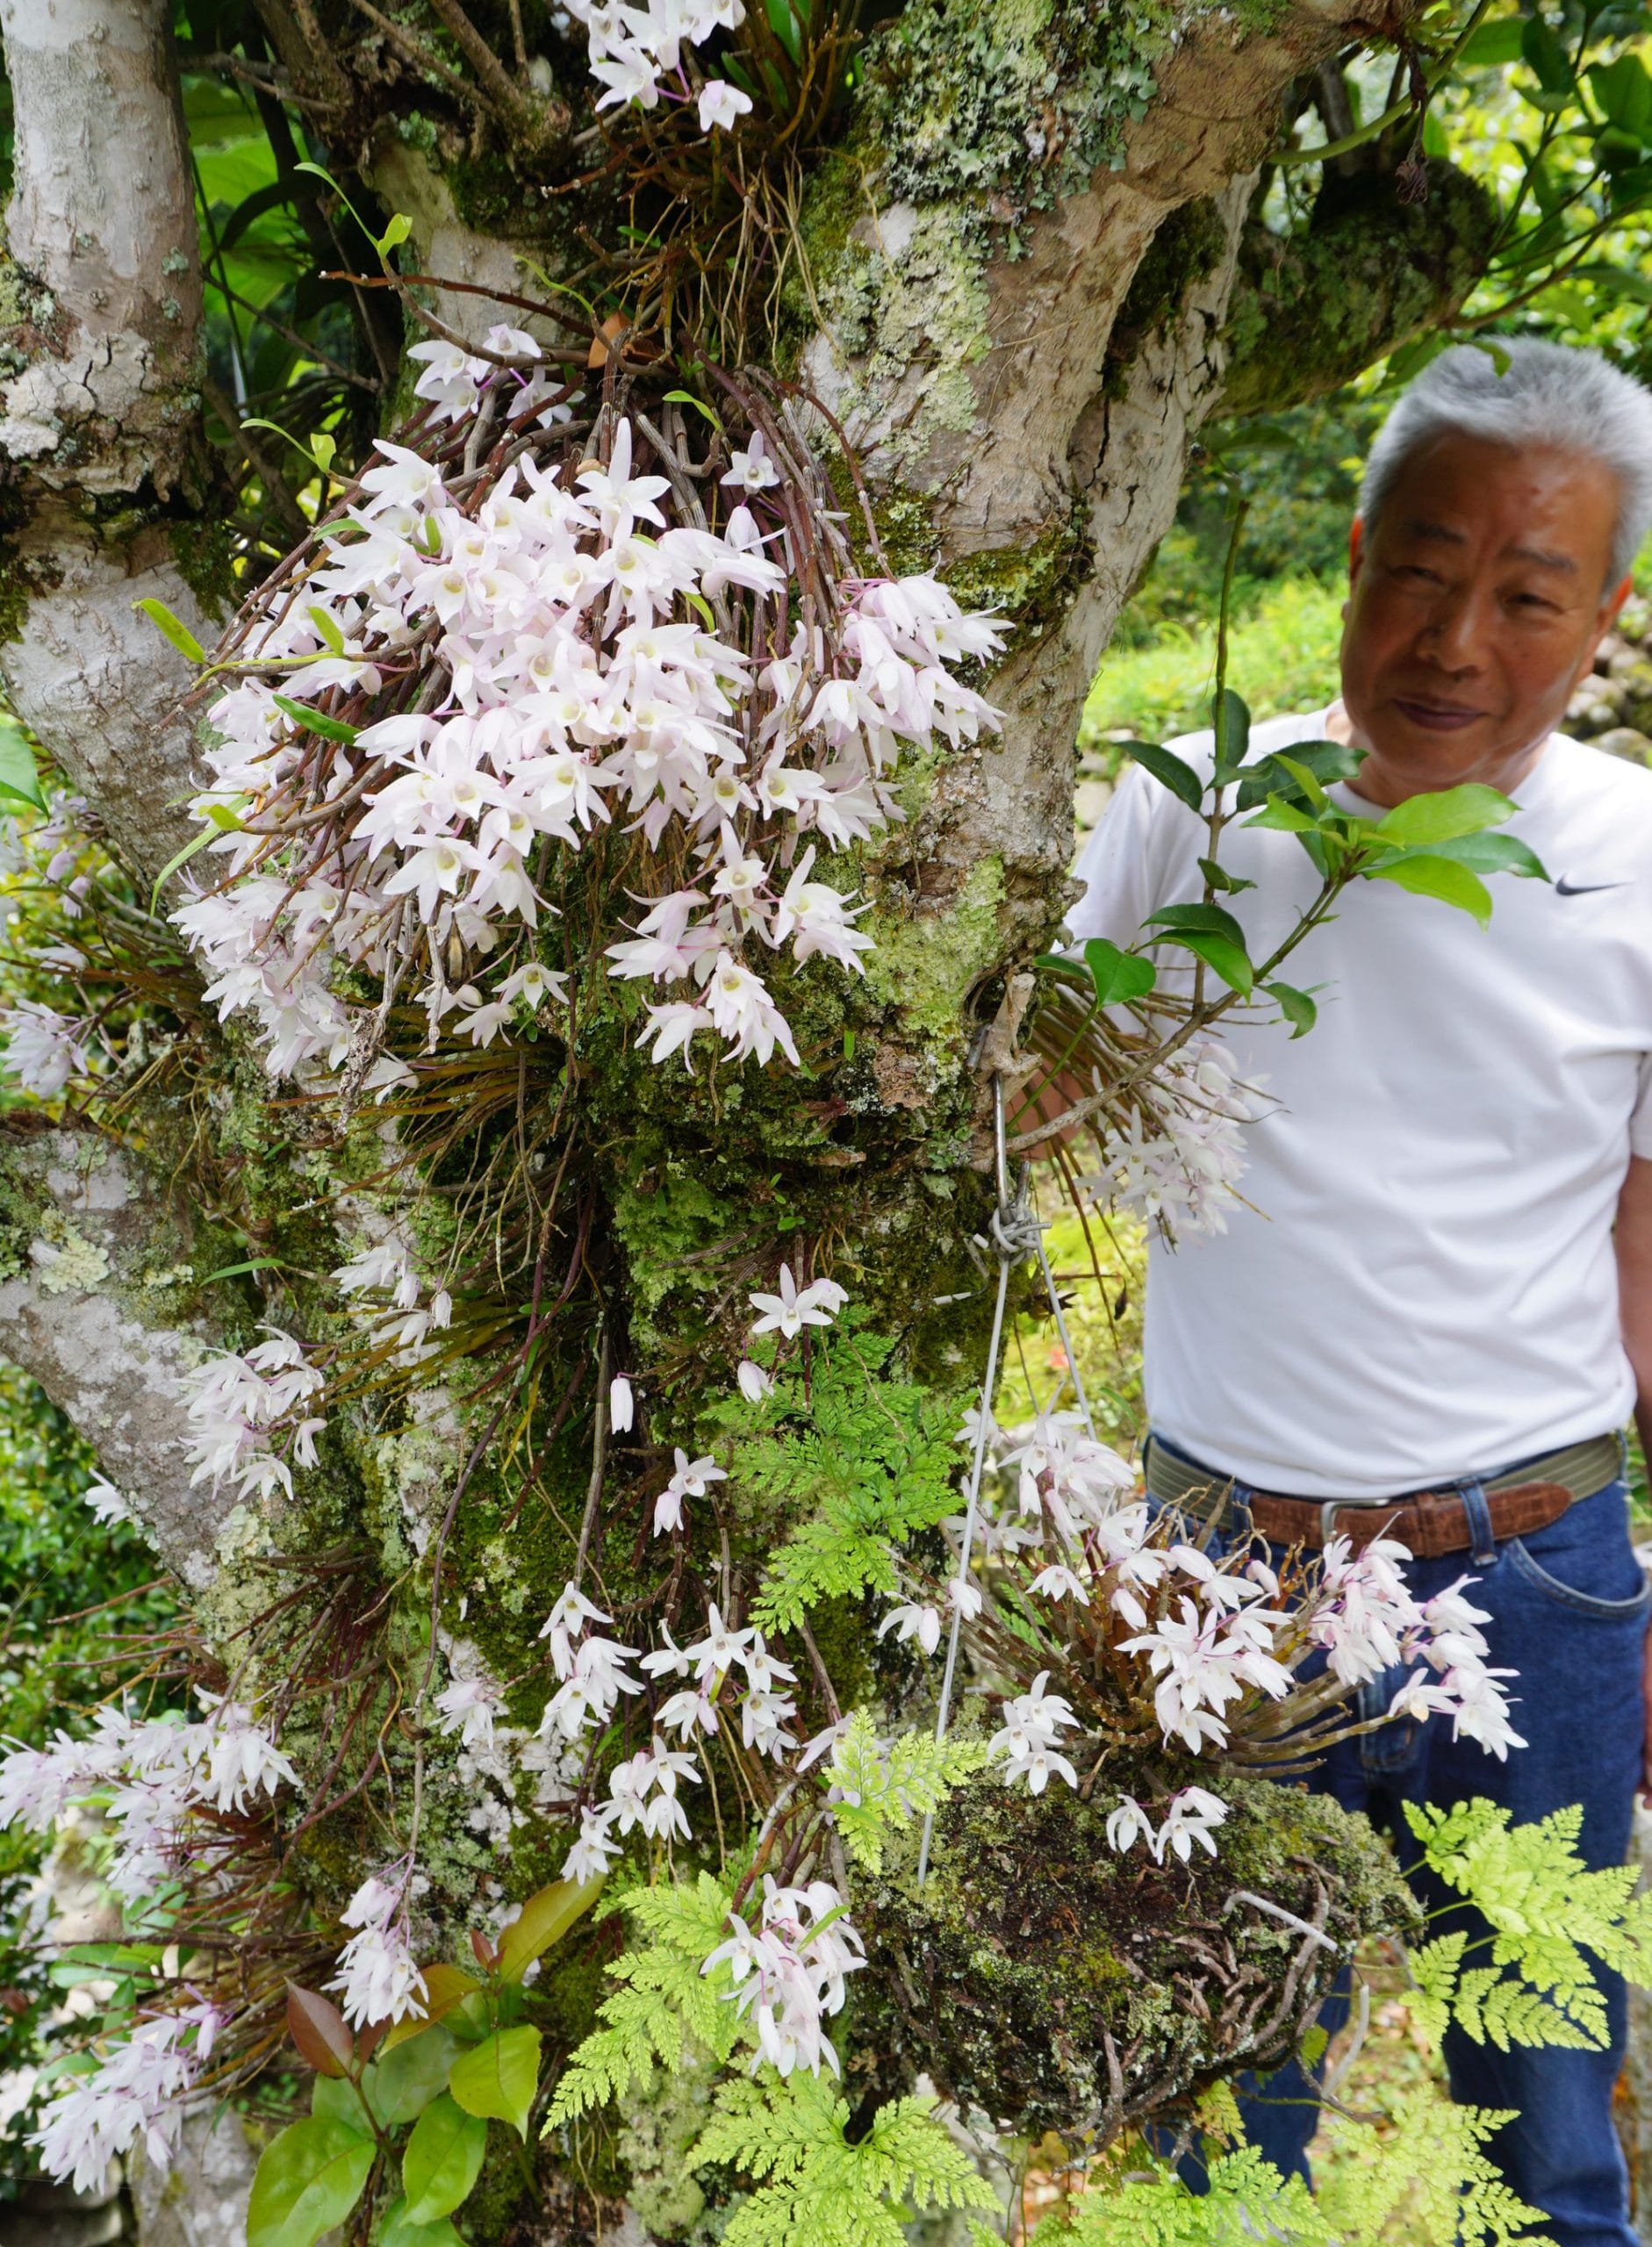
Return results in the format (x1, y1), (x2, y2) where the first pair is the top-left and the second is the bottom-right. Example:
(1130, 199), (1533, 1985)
(1419, 585), (1491, 671)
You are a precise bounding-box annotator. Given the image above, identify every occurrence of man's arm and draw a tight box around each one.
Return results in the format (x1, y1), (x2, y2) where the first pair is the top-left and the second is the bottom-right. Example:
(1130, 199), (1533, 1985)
(1612, 1152), (1652, 1795)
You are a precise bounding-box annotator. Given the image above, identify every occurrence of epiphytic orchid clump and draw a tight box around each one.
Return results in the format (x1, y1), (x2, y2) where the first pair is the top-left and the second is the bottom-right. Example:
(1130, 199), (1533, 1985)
(880, 1403), (1525, 1849)
(173, 350), (1005, 1097)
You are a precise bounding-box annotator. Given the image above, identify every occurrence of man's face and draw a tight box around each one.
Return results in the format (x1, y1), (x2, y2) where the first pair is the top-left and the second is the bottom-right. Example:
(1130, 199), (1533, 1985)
(1340, 431), (1629, 803)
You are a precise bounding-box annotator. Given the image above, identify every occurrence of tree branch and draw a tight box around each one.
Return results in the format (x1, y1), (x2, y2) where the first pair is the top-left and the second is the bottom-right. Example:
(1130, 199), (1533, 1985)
(1218, 161), (1498, 417)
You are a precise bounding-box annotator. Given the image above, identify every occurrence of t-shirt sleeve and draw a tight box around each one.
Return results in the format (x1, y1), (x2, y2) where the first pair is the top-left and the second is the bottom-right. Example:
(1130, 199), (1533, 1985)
(1066, 761), (1170, 951)
(1630, 1051), (1652, 1160)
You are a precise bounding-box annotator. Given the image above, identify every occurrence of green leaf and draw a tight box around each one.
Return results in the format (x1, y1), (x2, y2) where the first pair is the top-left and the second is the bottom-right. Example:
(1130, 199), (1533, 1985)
(1272, 752), (1329, 814)
(1233, 736), (1364, 813)
(248, 2117), (374, 2247)
(1082, 937), (1156, 1007)
(1591, 53), (1652, 135)
(0, 717), (45, 811)
(497, 1875), (606, 1983)
(309, 2075), (376, 2136)
(1372, 784), (1514, 848)
(378, 211), (413, 255)
(1460, 17), (1524, 65)
(200, 1256), (292, 1284)
(1174, 930), (1253, 994)
(370, 2025), (459, 2127)
(1123, 738), (1203, 813)
(401, 2093), (488, 2222)
(1521, 13), (1575, 94)
(1211, 687), (1250, 779)
(378, 2199), (466, 2247)
(1142, 901), (1247, 946)
(1266, 980), (1318, 1037)
(271, 694), (357, 744)
(1368, 853), (1494, 926)
(764, 0), (803, 64)
(148, 823), (221, 912)
(1428, 832), (1548, 881)
(306, 606), (346, 655)
(1245, 793), (1320, 834)
(1197, 857), (1254, 895)
(664, 389), (723, 431)
(448, 2024), (542, 2139)
(134, 598), (206, 664)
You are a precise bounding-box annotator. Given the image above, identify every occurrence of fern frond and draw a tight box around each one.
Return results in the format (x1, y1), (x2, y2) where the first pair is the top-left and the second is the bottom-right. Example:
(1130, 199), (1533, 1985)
(1408, 1932), (1466, 2047)
(1403, 1796), (1643, 2056)
(829, 1712), (988, 1871)
(1024, 2145), (1330, 2245)
(1318, 2083), (1549, 2245)
(693, 2071), (996, 2246)
(546, 1871), (738, 2126)
(717, 1332), (969, 1632)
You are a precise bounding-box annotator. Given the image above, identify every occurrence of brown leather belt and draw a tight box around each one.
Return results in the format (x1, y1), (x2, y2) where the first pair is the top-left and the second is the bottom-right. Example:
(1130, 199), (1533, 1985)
(1144, 1432), (1622, 1560)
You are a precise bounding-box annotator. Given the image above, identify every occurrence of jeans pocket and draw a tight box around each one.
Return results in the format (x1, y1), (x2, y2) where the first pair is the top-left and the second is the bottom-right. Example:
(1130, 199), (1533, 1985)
(1506, 1481), (1651, 1619)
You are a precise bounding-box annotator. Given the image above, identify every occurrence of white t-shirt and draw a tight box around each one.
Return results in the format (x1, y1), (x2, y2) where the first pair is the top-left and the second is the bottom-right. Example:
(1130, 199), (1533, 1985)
(1068, 712), (1652, 1498)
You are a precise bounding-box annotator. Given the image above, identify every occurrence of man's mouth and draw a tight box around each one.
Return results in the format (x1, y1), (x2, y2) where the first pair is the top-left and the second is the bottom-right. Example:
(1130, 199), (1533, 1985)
(1390, 695), (1486, 732)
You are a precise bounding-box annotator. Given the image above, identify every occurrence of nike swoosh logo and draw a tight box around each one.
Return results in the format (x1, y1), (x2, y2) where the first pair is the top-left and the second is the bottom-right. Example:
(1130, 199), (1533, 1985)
(1555, 878), (1632, 896)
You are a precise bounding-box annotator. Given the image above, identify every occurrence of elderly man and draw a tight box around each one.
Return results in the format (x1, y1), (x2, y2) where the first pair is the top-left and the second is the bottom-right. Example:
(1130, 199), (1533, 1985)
(1069, 339), (1652, 2247)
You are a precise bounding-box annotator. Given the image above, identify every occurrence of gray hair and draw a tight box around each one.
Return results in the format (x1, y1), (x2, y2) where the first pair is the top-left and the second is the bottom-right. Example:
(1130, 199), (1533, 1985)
(1360, 340), (1652, 585)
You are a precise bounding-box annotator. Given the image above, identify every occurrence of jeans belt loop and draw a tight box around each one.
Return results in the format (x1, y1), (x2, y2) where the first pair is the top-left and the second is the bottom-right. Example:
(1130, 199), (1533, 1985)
(1318, 1499), (1344, 1547)
(1457, 1476), (1499, 1567)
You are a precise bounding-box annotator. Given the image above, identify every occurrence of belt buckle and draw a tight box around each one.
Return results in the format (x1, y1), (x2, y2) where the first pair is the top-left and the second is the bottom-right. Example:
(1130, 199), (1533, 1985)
(1318, 1499), (1344, 1547)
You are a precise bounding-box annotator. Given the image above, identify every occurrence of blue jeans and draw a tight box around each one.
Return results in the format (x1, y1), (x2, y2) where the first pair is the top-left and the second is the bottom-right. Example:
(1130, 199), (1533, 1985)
(1151, 1433), (1650, 2247)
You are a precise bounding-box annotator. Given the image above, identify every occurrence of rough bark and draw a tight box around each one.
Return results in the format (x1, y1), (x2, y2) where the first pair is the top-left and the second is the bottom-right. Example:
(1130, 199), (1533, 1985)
(0, 1122), (243, 1588)
(0, 0), (211, 885)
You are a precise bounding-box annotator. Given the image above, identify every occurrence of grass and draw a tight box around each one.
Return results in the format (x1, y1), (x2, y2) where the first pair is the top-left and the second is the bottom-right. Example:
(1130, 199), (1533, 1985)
(1079, 574), (1347, 758)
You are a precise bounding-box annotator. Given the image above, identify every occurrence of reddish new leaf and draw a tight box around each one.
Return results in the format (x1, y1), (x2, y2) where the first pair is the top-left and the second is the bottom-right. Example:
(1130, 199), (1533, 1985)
(286, 1985), (354, 2079)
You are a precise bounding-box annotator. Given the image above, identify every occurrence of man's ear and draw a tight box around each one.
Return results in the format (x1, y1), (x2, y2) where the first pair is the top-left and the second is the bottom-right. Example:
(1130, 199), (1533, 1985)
(1348, 515), (1365, 585)
(1584, 572), (1635, 669)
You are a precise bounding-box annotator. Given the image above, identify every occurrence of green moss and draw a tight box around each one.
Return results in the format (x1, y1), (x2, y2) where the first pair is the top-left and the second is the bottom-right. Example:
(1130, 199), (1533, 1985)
(856, 1770), (1418, 2136)
(1221, 163), (1498, 419)
(0, 547), (62, 648)
(1103, 196), (1229, 399)
(941, 504), (1093, 663)
(863, 853), (1005, 1041)
(166, 512), (236, 626)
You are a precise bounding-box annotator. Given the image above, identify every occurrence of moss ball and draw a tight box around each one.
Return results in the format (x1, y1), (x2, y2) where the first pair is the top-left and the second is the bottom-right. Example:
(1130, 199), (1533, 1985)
(855, 1770), (1419, 2142)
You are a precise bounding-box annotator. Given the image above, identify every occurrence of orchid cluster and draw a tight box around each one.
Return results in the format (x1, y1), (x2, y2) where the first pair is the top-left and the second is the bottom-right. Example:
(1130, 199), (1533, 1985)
(703, 1873), (865, 2078)
(182, 1325), (327, 1504)
(31, 1998), (226, 2196)
(0, 1697), (295, 2194)
(329, 1866), (429, 2028)
(333, 1237), (455, 1368)
(546, 1583), (803, 1883)
(1081, 1034), (1262, 1240)
(881, 1403), (1525, 1852)
(0, 1694), (297, 1900)
(564, 0), (752, 123)
(174, 380), (1003, 1099)
(0, 792), (117, 1102)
